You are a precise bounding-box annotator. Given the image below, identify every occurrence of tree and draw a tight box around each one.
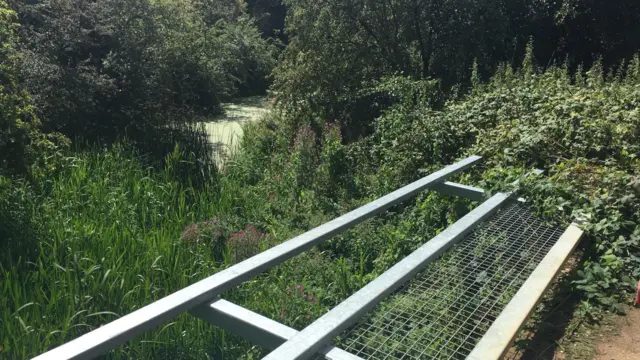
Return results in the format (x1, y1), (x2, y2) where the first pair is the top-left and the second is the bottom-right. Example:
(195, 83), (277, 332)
(555, 0), (640, 69)
(0, 1), (57, 176)
(273, 0), (640, 140)
(273, 0), (540, 135)
(12, 0), (276, 149)
(245, 0), (288, 43)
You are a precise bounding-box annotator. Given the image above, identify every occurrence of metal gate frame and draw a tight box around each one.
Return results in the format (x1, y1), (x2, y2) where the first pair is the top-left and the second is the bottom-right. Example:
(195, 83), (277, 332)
(32, 155), (582, 360)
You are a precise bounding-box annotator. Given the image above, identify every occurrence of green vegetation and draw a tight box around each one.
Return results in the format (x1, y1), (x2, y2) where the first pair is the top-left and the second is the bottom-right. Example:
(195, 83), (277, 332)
(1, 0), (639, 359)
(11, 0), (276, 158)
(0, 1), (66, 178)
(273, 0), (640, 137)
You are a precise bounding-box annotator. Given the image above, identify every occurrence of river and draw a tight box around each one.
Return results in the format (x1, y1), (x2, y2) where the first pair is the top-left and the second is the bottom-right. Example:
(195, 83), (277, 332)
(199, 96), (269, 165)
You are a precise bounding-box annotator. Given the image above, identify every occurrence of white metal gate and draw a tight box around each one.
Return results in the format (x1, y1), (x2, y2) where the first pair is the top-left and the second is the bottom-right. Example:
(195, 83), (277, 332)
(33, 155), (582, 360)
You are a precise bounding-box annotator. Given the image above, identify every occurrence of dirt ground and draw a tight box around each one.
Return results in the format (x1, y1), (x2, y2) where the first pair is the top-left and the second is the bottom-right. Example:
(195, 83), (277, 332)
(593, 307), (640, 360)
(504, 305), (640, 360)
(500, 252), (640, 360)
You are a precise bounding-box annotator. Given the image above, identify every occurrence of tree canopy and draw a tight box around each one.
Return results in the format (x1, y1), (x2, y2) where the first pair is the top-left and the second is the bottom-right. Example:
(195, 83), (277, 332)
(8, 0), (276, 151)
(273, 0), (640, 137)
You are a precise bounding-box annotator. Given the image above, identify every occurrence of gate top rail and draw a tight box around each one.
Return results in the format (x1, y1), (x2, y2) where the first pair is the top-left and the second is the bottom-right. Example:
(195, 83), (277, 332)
(33, 155), (482, 360)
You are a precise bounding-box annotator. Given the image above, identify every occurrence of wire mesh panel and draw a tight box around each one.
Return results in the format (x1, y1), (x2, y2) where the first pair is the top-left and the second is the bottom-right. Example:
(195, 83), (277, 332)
(336, 201), (565, 360)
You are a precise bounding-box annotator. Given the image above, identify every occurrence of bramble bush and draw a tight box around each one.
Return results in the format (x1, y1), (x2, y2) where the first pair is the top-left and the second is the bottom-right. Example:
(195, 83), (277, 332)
(467, 53), (639, 314)
(354, 46), (640, 314)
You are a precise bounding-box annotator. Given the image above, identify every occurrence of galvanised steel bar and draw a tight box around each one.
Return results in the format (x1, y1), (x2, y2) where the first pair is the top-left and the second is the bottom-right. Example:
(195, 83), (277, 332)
(191, 299), (365, 360)
(263, 192), (511, 360)
(32, 155), (482, 360)
(431, 181), (486, 201)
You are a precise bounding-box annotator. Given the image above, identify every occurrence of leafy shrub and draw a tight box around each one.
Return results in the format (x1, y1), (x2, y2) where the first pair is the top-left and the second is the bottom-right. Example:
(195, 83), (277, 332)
(368, 107), (471, 195)
(232, 115), (284, 186)
(0, 1), (67, 178)
(463, 56), (639, 312)
(0, 1), (33, 175)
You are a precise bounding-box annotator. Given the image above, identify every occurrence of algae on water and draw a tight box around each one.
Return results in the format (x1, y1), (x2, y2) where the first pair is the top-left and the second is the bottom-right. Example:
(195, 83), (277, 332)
(199, 96), (269, 165)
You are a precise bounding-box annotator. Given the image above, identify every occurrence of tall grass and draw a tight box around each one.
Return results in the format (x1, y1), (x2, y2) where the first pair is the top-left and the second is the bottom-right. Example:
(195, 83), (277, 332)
(0, 145), (247, 359)
(0, 141), (373, 359)
(0, 114), (462, 359)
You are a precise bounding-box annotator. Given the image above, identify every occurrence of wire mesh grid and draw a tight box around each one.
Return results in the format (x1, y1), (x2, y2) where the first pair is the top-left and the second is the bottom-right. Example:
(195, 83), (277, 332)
(335, 201), (565, 360)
